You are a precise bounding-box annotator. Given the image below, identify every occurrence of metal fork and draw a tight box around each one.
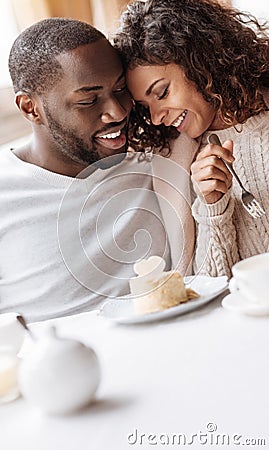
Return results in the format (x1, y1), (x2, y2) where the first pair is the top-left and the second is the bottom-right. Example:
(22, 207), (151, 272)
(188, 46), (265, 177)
(208, 133), (265, 219)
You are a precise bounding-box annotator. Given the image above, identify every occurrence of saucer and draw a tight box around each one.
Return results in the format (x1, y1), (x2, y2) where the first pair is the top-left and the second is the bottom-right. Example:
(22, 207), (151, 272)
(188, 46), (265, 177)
(222, 292), (269, 316)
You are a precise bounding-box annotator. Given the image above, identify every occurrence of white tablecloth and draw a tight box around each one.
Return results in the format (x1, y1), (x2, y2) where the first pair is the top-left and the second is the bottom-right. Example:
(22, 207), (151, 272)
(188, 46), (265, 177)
(1, 293), (269, 450)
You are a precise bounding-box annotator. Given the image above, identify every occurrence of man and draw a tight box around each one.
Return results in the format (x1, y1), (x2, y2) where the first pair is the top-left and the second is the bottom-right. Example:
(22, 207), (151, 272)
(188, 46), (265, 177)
(1, 18), (174, 322)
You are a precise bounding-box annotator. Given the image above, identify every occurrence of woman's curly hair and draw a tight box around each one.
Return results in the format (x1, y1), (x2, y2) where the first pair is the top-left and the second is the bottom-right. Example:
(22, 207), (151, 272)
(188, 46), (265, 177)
(113, 0), (269, 153)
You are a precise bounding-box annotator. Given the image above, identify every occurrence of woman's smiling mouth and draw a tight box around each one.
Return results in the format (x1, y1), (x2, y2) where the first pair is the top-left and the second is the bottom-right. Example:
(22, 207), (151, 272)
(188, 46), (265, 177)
(171, 110), (187, 129)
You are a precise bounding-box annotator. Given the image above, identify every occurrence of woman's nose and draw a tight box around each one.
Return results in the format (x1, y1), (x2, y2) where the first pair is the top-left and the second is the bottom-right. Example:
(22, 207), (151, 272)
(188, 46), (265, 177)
(150, 106), (166, 126)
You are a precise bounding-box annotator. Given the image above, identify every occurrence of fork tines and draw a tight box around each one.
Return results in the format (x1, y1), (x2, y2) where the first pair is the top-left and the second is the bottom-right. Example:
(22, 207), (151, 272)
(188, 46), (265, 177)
(243, 199), (266, 219)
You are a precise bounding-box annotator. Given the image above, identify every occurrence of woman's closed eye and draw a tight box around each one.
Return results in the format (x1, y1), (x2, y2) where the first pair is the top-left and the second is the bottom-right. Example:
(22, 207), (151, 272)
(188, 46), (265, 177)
(156, 85), (169, 100)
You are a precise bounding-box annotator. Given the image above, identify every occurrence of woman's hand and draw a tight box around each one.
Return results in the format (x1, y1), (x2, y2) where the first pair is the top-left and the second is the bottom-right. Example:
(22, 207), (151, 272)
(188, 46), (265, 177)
(191, 139), (234, 204)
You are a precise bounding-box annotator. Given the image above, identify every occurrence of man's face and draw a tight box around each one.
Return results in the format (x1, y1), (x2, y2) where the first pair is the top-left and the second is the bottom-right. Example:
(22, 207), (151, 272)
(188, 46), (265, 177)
(40, 39), (132, 166)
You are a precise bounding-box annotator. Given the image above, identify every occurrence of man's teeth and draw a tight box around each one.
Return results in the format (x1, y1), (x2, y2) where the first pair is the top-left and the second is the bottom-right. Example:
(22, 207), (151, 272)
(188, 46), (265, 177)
(172, 110), (187, 128)
(99, 130), (121, 139)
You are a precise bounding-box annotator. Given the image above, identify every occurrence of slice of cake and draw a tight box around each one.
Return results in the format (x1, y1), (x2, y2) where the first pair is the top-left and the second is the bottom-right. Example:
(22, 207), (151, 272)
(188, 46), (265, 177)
(134, 270), (199, 314)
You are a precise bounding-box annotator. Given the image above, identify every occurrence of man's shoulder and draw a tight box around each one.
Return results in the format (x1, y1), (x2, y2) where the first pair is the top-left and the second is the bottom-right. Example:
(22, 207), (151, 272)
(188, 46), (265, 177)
(0, 148), (14, 166)
(0, 148), (26, 183)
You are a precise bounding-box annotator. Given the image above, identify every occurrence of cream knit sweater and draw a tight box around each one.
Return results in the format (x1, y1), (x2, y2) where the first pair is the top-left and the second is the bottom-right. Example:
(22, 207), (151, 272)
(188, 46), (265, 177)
(192, 110), (269, 278)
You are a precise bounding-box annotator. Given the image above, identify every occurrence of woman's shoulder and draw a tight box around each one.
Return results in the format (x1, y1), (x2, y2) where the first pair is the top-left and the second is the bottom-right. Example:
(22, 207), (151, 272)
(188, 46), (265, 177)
(169, 132), (200, 166)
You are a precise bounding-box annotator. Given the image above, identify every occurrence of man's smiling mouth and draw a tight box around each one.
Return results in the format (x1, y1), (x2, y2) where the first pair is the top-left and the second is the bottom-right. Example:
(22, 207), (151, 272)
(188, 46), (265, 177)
(98, 129), (122, 139)
(95, 125), (127, 150)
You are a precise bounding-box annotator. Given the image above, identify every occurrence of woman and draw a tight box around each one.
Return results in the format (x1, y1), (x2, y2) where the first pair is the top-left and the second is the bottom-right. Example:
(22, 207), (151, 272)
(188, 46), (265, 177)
(114, 0), (269, 277)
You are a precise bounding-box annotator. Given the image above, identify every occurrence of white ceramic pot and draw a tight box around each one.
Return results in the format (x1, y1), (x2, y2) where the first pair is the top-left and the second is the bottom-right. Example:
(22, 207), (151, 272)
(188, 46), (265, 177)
(18, 326), (101, 414)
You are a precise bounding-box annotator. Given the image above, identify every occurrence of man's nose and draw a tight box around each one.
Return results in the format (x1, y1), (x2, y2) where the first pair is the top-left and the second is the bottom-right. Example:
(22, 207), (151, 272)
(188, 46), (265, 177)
(101, 96), (128, 123)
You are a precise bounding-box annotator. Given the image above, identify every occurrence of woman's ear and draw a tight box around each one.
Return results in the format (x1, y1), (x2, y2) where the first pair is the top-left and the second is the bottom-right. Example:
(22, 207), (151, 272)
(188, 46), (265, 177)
(15, 92), (44, 125)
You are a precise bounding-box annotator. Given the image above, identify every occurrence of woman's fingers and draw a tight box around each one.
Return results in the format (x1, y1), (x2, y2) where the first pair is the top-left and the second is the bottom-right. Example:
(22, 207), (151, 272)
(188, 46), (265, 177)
(191, 140), (234, 204)
(195, 141), (234, 163)
(192, 163), (232, 185)
(192, 155), (232, 177)
(194, 179), (230, 197)
(191, 170), (232, 202)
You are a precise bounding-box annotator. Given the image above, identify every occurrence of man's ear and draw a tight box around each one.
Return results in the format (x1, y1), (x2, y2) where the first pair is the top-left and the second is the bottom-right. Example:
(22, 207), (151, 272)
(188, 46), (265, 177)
(15, 91), (44, 125)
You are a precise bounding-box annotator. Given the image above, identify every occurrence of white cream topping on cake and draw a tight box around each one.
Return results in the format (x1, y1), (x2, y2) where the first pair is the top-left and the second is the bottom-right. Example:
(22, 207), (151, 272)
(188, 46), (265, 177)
(129, 255), (166, 295)
(130, 257), (199, 315)
(134, 271), (188, 314)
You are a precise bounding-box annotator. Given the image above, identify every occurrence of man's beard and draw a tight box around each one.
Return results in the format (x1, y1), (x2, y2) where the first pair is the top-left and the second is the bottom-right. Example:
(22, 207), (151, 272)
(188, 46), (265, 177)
(43, 104), (100, 166)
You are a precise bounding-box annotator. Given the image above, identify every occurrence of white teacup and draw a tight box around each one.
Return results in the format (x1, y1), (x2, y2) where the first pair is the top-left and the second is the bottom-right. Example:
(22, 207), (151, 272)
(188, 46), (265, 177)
(0, 313), (26, 354)
(229, 253), (269, 306)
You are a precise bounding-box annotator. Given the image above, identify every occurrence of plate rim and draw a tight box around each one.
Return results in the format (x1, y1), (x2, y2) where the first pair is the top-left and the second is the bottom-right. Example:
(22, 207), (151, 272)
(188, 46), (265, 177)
(99, 275), (228, 324)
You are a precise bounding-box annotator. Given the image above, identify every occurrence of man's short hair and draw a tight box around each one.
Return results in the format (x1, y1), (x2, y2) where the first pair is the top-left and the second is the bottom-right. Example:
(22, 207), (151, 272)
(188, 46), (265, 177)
(9, 17), (105, 95)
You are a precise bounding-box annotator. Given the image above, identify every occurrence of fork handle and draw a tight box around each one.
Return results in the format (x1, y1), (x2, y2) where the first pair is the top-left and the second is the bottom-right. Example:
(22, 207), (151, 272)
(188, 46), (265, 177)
(208, 134), (245, 191)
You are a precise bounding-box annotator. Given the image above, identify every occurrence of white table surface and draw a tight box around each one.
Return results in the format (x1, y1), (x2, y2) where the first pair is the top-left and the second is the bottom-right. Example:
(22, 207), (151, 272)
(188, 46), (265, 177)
(1, 292), (269, 450)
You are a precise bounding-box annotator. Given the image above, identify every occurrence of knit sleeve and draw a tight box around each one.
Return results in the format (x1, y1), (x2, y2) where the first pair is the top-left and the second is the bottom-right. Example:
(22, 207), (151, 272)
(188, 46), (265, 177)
(192, 190), (240, 278)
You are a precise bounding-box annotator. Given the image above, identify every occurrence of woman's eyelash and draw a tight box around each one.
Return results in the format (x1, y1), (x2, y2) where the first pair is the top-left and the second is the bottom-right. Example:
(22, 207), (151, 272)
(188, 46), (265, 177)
(157, 86), (169, 100)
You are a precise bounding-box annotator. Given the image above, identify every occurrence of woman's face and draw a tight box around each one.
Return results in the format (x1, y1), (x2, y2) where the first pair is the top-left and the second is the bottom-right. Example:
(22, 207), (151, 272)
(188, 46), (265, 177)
(126, 63), (220, 139)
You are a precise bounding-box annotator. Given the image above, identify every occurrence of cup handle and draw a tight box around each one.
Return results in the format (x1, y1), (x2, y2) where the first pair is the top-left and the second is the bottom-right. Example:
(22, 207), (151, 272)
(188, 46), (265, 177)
(229, 277), (238, 294)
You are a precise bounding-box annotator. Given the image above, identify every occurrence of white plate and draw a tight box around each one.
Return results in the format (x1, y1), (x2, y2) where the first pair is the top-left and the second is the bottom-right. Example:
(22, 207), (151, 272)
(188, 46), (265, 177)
(222, 292), (269, 316)
(99, 275), (228, 324)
